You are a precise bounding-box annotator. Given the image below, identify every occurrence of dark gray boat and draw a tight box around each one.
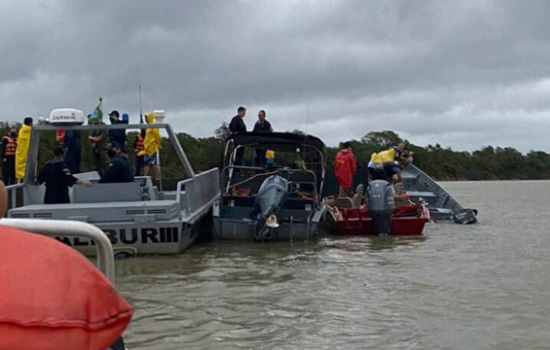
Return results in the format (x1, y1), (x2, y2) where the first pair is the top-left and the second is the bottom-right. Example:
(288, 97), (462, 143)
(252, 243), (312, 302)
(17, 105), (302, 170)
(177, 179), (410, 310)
(402, 164), (478, 224)
(6, 110), (220, 256)
(213, 132), (326, 241)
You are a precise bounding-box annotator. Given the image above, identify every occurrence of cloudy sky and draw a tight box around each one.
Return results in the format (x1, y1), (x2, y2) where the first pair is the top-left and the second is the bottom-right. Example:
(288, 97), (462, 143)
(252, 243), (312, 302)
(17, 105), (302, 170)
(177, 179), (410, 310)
(1, 0), (549, 152)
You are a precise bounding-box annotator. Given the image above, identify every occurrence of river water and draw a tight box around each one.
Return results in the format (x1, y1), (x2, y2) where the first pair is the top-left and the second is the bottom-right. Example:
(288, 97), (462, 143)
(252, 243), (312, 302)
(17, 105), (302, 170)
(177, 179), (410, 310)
(117, 181), (550, 350)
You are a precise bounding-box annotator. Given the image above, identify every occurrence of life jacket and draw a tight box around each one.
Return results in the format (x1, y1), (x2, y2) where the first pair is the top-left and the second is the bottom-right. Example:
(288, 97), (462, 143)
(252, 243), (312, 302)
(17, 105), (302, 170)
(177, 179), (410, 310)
(135, 134), (144, 154)
(2, 135), (16, 156)
(369, 148), (396, 165)
(0, 225), (133, 350)
(15, 124), (32, 179)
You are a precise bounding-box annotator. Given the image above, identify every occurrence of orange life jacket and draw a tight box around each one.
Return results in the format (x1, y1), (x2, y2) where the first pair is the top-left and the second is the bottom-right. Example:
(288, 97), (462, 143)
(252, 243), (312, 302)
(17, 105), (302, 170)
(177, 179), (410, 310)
(2, 135), (16, 157)
(135, 134), (145, 154)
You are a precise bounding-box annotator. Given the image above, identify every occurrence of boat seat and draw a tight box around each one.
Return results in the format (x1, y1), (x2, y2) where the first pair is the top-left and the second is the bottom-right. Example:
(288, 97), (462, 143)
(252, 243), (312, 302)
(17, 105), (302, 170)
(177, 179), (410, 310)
(223, 195), (256, 207)
(8, 200), (180, 223)
(284, 198), (315, 210)
(73, 182), (142, 203)
(406, 191), (438, 198)
(334, 197), (354, 209)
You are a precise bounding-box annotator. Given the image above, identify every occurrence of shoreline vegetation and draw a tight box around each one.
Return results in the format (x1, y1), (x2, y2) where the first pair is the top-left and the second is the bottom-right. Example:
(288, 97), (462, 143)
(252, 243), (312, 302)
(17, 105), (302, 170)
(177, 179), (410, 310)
(3, 122), (548, 182)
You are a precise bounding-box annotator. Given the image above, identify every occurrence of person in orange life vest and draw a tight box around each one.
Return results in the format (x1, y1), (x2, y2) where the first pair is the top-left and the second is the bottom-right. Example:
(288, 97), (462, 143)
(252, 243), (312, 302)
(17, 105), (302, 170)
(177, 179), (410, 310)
(134, 129), (145, 176)
(334, 141), (357, 197)
(1, 129), (17, 185)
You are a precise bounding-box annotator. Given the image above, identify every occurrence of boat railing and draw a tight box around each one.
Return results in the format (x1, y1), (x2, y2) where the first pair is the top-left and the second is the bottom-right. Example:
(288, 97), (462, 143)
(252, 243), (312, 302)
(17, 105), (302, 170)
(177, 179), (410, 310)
(5, 184), (25, 211)
(176, 168), (220, 217)
(0, 218), (115, 282)
(221, 165), (319, 197)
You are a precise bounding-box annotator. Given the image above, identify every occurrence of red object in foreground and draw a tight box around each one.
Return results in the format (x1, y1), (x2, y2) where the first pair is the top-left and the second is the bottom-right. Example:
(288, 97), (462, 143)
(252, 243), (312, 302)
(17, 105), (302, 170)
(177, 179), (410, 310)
(0, 225), (133, 350)
(333, 203), (430, 236)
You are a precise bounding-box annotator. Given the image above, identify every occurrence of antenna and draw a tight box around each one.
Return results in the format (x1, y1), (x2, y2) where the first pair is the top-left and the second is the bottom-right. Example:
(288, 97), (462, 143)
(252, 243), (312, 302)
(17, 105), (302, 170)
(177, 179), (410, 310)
(138, 85), (143, 119)
(303, 100), (310, 159)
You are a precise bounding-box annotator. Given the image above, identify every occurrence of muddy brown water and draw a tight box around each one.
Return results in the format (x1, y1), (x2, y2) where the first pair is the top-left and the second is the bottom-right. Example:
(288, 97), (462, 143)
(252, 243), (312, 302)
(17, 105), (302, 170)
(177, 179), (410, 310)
(116, 181), (550, 350)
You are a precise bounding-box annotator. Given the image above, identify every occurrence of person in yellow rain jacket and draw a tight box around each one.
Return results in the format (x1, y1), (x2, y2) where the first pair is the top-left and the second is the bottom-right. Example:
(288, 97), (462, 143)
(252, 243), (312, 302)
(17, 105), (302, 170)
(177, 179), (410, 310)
(138, 112), (161, 182)
(15, 117), (33, 182)
(368, 148), (398, 182)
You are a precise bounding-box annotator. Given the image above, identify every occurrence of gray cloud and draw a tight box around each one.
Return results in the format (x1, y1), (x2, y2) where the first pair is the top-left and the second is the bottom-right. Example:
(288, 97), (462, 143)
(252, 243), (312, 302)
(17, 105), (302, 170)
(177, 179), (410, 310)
(1, 0), (550, 152)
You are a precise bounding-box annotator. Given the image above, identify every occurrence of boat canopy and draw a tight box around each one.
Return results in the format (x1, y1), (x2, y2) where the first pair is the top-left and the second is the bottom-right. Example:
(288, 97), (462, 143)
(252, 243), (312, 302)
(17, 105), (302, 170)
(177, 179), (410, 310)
(228, 132), (326, 154)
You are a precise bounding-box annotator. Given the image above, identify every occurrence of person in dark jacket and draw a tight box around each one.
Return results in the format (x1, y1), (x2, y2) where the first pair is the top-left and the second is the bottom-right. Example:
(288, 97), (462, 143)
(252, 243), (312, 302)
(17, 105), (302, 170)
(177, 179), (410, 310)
(1, 129), (17, 185)
(229, 106), (247, 134)
(63, 129), (82, 174)
(99, 142), (134, 184)
(253, 110), (272, 168)
(108, 110), (127, 152)
(229, 106), (247, 171)
(36, 147), (91, 204)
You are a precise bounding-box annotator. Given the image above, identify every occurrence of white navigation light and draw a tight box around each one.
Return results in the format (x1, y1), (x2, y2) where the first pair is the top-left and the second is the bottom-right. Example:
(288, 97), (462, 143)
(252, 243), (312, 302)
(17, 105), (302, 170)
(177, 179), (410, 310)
(153, 110), (165, 123)
(49, 108), (85, 125)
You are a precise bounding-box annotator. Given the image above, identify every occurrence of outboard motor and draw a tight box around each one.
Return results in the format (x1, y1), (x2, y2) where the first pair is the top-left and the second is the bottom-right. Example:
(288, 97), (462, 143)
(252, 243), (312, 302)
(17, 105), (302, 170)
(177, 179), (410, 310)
(367, 180), (395, 235)
(252, 175), (289, 240)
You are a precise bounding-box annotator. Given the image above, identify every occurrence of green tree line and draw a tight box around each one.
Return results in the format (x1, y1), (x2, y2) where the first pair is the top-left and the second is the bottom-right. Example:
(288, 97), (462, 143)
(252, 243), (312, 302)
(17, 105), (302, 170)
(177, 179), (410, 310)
(2, 122), (548, 181)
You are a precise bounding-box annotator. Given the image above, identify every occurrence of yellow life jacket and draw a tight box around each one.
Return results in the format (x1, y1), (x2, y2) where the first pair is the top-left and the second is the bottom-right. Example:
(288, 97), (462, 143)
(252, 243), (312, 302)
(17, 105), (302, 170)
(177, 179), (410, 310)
(16, 124), (32, 179)
(370, 148), (396, 164)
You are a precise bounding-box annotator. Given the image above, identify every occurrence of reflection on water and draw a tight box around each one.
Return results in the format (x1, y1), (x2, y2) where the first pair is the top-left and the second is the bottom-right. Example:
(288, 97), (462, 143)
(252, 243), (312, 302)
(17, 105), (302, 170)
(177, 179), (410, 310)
(117, 181), (550, 350)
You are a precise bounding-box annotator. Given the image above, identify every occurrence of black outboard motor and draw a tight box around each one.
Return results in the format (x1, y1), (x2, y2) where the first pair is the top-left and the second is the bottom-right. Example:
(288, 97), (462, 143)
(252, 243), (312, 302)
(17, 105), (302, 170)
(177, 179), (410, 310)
(367, 180), (395, 235)
(252, 175), (289, 240)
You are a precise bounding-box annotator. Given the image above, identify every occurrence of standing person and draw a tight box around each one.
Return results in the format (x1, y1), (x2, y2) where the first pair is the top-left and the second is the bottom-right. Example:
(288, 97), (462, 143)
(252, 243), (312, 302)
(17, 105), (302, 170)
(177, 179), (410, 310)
(1, 129), (17, 185)
(63, 129), (82, 174)
(134, 130), (145, 176)
(334, 142), (357, 197)
(15, 117), (33, 183)
(36, 147), (91, 204)
(229, 106), (247, 170)
(138, 112), (161, 184)
(88, 120), (106, 175)
(253, 110), (272, 168)
(100, 142), (134, 183)
(108, 110), (127, 152)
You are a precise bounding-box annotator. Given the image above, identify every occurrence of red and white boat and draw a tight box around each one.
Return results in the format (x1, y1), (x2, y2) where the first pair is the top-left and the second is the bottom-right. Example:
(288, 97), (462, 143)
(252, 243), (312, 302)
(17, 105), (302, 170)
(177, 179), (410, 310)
(325, 192), (430, 236)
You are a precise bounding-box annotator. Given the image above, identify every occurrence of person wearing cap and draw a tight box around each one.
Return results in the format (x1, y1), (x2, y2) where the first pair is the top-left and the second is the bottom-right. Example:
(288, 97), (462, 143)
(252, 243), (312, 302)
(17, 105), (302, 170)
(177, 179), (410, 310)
(108, 110), (127, 153)
(36, 147), (92, 204)
(99, 142), (134, 184)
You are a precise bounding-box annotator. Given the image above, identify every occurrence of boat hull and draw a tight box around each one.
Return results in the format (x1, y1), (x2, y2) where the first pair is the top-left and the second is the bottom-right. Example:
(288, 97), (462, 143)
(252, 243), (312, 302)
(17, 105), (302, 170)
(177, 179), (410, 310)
(55, 220), (201, 257)
(330, 204), (430, 236)
(213, 201), (324, 241)
(402, 164), (478, 224)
